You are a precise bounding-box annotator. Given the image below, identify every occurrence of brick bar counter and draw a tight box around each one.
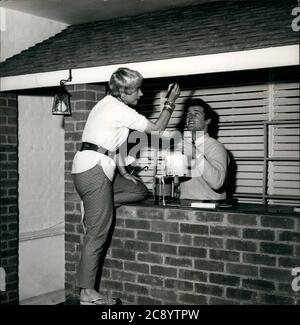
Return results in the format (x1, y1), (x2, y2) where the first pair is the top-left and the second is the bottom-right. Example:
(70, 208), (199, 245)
(65, 200), (300, 305)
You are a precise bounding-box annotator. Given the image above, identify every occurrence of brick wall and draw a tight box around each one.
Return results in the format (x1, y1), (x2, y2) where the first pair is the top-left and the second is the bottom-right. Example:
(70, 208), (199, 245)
(63, 84), (300, 305)
(64, 84), (106, 303)
(98, 205), (300, 305)
(0, 92), (19, 304)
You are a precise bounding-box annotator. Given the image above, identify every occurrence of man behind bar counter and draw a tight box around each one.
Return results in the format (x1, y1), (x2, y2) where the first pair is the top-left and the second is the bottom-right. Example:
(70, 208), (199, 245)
(179, 98), (229, 201)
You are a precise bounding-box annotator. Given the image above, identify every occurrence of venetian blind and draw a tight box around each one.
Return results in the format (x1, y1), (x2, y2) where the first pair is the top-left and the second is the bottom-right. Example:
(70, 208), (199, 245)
(268, 77), (300, 205)
(131, 69), (299, 205)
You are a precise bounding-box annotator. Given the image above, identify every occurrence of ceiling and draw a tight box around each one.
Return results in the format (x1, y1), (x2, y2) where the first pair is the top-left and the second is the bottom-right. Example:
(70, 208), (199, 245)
(0, 0), (224, 25)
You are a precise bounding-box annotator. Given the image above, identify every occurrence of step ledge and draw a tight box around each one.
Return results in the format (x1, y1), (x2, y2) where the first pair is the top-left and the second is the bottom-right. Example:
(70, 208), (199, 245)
(20, 225), (64, 242)
(20, 288), (65, 305)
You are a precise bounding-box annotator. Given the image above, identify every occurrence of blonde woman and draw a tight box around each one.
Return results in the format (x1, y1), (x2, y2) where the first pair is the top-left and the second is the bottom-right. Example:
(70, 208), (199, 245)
(72, 67), (180, 305)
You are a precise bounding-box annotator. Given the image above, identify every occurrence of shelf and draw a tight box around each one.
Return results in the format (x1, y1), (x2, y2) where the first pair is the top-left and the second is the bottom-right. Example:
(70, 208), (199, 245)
(265, 194), (300, 200)
(234, 157), (264, 161)
(233, 193), (263, 198)
(266, 157), (300, 162)
(265, 120), (300, 126)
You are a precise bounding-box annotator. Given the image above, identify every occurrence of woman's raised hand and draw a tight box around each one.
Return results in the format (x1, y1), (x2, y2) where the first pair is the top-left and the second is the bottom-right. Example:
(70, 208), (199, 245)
(166, 82), (180, 104)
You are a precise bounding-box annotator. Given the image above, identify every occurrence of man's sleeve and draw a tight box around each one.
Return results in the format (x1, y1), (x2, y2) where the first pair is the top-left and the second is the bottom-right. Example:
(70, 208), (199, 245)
(199, 143), (228, 190)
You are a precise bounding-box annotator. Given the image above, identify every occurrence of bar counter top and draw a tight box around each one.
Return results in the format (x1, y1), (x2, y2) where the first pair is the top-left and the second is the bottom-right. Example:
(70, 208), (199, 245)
(124, 198), (300, 218)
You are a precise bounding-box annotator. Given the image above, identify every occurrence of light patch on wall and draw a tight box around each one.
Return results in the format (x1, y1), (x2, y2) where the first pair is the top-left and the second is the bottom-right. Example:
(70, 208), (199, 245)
(0, 267), (6, 291)
(18, 95), (65, 233)
(18, 95), (65, 300)
(0, 8), (68, 62)
(0, 8), (6, 31)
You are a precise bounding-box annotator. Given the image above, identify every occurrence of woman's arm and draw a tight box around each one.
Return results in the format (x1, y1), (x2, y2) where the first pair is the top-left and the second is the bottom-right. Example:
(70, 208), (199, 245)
(116, 144), (140, 185)
(144, 83), (180, 134)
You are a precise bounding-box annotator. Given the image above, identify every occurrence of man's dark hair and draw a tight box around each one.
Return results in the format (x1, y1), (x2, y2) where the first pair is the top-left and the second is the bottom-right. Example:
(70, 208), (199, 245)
(185, 98), (213, 121)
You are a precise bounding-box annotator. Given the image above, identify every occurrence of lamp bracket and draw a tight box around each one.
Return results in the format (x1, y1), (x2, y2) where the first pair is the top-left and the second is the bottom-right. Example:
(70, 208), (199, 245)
(60, 68), (72, 86)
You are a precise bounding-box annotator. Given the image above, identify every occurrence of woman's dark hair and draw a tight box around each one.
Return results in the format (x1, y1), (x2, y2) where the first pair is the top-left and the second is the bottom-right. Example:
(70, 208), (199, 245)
(185, 98), (213, 121)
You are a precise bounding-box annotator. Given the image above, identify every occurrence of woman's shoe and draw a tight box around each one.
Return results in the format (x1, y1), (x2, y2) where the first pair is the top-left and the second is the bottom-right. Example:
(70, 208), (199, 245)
(114, 298), (122, 305)
(80, 296), (122, 305)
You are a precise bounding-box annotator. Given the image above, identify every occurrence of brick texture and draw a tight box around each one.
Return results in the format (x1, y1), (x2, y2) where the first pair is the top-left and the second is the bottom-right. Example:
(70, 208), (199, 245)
(64, 84), (106, 303)
(91, 205), (300, 305)
(0, 0), (297, 77)
(0, 92), (19, 305)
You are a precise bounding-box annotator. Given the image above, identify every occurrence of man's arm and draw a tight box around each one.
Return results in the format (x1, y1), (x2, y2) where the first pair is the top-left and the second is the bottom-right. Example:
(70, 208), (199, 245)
(195, 143), (228, 190)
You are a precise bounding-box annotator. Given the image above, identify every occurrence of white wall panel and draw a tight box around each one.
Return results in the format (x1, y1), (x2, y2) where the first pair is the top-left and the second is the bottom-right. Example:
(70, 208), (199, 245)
(18, 95), (65, 300)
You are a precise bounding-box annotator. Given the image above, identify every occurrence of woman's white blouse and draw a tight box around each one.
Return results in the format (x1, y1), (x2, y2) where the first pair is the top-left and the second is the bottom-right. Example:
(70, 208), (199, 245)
(72, 95), (147, 181)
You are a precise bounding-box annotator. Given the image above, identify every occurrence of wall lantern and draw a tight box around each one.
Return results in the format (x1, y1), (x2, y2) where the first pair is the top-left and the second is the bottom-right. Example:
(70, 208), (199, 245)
(52, 69), (72, 116)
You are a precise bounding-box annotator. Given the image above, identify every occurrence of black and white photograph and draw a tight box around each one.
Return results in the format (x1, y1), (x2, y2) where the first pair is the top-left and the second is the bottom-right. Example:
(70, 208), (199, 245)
(0, 0), (299, 310)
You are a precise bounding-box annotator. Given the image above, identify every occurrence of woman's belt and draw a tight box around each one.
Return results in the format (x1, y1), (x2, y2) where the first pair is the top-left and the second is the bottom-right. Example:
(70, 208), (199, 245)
(80, 142), (114, 156)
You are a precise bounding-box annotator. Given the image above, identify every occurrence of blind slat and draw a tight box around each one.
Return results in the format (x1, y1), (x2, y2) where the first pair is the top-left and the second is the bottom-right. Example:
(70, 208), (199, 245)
(275, 89), (300, 97)
(274, 82), (300, 90)
(273, 113), (300, 120)
(274, 98), (300, 105)
(220, 136), (264, 143)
